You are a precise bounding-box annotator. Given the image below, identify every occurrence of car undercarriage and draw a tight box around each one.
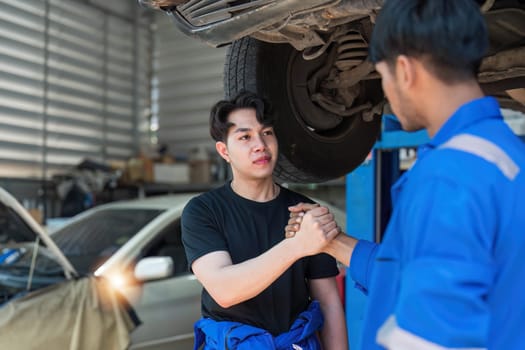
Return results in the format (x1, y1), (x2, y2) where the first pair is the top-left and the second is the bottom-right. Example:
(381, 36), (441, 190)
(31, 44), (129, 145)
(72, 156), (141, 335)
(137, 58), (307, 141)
(145, 0), (525, 182)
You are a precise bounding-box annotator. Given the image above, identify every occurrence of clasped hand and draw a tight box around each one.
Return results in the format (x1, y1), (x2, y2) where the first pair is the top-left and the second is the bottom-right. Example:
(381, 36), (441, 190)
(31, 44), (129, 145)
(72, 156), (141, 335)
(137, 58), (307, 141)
(284, 202), (340, 255)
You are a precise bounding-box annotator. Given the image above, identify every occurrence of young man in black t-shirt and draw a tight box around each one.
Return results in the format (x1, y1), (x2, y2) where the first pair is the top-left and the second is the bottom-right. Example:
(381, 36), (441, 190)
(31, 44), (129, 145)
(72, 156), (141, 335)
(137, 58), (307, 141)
(181, 91), (347, 349)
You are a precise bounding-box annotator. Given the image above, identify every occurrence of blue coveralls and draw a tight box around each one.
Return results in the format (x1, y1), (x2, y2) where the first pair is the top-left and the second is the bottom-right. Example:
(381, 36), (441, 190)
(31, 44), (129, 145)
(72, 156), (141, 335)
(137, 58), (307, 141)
(350, 97), (525, 349)
(193, 301), (323, 350)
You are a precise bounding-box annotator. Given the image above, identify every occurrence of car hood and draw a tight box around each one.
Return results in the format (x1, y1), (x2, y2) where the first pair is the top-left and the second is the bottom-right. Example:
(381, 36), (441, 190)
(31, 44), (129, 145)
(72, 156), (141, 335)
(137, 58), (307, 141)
(0, 187), (77, 279)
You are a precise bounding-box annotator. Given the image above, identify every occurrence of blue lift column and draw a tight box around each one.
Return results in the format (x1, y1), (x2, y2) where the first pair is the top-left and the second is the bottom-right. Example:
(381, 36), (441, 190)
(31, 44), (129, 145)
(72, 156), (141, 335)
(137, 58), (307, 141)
(344, 116), (428, 349)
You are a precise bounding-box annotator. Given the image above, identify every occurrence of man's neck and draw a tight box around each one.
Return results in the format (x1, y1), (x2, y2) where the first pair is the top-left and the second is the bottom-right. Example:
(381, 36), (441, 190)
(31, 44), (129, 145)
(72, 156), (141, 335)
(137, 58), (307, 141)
(230, 178), (279, 202)
(422, 80), (484, 137)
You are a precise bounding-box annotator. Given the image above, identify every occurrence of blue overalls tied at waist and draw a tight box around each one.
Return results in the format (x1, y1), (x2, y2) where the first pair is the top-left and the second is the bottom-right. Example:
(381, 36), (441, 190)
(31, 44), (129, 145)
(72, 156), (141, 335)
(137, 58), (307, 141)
(193, 300), (324, 350)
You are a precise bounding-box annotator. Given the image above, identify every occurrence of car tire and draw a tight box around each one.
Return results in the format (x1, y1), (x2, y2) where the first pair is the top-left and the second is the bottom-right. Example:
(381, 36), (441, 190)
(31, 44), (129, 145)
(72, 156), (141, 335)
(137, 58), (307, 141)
(224, 37), (382, 183)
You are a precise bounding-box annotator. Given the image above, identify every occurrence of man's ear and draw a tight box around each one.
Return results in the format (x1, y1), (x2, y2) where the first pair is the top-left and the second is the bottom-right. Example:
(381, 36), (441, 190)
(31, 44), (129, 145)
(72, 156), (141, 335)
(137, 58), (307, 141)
(215, 141), (230, 163)
(395, 55), (416, 90)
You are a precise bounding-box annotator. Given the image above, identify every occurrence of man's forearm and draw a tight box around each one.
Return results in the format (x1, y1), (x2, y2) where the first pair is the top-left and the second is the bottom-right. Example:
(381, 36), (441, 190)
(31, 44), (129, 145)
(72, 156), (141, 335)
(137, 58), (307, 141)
(196, 237), (305, 308)
(312, 278), (349, 350)
(323, 233), (358, 267)
(319, 303), (349, 350)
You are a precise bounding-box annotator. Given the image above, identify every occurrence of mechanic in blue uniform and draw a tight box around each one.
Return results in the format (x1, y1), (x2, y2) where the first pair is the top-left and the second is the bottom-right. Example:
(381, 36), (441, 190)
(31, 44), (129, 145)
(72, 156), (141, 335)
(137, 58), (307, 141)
(286, 0), (525, 349)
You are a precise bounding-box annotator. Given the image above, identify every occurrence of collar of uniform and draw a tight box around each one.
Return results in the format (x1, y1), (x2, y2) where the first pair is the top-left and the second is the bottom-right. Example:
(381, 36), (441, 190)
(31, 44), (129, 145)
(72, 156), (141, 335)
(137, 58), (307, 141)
(430, 96), (501, 147)
(417, 96), (501, 159)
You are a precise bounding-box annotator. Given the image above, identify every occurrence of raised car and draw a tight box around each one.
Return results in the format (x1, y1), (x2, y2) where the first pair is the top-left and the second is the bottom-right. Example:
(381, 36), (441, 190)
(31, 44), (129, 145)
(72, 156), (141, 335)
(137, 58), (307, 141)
(143, 0), (525, 183)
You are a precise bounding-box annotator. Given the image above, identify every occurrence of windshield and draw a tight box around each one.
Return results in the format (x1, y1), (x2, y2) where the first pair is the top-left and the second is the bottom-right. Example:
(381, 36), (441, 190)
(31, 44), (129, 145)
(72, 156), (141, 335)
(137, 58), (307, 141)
(52, 208), (163, 274)
(0, 203), (66, 303)
(0, 204), (38, 244)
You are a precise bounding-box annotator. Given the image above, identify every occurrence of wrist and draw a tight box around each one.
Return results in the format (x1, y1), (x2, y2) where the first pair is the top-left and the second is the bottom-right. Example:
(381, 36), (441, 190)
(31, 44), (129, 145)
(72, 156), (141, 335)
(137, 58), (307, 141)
(280, 235), (305, 261)
(324, 233), (357, 267)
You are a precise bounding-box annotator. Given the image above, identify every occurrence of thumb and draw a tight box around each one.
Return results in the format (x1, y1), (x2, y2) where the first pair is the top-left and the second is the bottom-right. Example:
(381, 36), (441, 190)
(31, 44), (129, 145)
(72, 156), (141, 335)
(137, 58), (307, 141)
(288, 202), (320, 212)
(288, 202), (307, 212)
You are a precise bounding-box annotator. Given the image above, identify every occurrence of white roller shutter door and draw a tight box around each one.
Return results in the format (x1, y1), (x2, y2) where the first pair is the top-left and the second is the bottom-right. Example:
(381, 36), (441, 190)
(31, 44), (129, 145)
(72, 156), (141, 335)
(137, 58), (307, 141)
(0, 0), (153, 178)
(153, 12), (227, 158)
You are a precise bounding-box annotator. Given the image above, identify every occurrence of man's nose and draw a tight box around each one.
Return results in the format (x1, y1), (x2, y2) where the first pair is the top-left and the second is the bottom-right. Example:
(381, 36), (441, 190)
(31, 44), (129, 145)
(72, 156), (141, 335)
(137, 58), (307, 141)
(253, 134), (267, 151)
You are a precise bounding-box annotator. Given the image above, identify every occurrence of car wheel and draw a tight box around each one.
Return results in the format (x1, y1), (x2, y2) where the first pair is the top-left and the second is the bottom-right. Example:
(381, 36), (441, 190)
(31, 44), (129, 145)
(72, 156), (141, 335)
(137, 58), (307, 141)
(225, 37), (382, 183)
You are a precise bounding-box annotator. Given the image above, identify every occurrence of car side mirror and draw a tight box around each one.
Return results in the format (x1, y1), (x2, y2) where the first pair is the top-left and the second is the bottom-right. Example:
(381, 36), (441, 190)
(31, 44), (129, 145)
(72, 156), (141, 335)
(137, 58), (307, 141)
(134, 256), (173, 281)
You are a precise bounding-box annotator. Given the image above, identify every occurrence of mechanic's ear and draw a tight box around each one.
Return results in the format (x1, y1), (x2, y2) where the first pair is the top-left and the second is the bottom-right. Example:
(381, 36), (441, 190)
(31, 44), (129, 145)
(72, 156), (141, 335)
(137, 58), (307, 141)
(215, 141), (230, 163)
(395, 55), (416, 89)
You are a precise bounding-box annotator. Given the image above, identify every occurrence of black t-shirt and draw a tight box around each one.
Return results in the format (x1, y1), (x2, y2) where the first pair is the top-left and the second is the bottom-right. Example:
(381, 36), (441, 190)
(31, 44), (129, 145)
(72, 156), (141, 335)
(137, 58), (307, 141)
(181, 182), (338, 335)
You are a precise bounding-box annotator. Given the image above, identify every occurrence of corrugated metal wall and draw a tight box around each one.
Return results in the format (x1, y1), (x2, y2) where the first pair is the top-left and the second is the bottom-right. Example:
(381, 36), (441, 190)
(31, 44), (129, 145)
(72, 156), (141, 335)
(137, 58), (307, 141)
(0, 0), (153, 178)
(153, 12), (227, 159)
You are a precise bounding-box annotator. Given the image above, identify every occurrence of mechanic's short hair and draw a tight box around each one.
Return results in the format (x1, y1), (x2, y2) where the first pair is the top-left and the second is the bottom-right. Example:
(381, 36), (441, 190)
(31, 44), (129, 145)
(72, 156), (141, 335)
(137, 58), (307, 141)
(209, 91), (274, 142)
(369, 0), (488, 82)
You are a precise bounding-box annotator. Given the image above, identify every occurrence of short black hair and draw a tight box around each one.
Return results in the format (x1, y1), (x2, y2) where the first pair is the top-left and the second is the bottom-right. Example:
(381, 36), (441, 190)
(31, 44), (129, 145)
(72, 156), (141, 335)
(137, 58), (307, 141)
(209, 91), (274, 142)
(369, 0), (488, 82)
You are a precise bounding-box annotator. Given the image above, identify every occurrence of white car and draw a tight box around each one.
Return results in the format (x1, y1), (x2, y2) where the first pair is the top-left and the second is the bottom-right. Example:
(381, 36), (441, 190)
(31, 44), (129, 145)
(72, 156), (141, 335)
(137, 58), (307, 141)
(49, 191), (346, 349)
(0, 187), (138, 350)
(50, 193), (203, 350)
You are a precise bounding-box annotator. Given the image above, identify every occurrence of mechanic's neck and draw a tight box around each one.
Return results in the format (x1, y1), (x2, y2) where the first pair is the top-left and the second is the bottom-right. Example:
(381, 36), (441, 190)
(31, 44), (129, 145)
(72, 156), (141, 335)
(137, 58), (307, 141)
(230, 177), (279, 202)
(423, 79), (484, 138)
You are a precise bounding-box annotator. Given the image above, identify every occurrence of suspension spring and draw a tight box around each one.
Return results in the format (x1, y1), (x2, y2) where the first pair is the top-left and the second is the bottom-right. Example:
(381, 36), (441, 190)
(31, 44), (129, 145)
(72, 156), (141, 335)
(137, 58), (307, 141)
(334, 30), (369, 71)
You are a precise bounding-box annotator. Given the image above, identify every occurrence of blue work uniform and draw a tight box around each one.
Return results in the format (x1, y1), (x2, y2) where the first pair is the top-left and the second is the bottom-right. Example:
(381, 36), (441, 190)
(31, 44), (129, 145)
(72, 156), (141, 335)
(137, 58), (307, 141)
(349, 97), (525, 349)
(193, 300), (323, 350)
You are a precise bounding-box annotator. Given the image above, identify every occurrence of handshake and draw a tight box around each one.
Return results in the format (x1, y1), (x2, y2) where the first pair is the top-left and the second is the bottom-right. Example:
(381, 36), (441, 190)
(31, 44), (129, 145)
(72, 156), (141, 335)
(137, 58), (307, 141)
(284, 203), (341, 252)
(284, 202), (356, 266)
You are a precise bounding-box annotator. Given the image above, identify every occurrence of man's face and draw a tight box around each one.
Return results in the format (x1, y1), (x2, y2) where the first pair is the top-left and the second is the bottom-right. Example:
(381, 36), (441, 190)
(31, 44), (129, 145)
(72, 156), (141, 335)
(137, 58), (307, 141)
(375, 60), (423, 132)
(219, 108), (278, 181)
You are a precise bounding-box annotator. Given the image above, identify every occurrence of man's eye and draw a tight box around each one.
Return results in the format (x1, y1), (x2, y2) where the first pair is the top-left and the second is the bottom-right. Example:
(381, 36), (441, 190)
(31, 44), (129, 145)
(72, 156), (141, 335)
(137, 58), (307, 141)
(263, 130), (274, 136)
(239, 135), (249, 140)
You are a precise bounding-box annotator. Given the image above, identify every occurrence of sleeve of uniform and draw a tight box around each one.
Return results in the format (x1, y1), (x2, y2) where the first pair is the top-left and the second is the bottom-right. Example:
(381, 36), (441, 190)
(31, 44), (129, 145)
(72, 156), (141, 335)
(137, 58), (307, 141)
(349, 240), (379, 295)
(181, 196), (229, 270)
(377, 177), (494, 349)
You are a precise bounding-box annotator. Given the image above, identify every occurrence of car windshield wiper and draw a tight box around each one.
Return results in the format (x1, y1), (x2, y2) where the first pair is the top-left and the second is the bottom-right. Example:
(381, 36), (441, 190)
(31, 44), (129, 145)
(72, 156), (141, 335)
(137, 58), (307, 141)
(26, 235), (40, 291)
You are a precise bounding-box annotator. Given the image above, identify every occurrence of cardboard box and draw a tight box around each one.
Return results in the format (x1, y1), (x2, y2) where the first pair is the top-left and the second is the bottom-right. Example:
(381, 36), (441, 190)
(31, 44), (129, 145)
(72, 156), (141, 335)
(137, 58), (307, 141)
(124, 156), (154, 183)
(154, 163), (190, 184)
(190, 160), (211, 184)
